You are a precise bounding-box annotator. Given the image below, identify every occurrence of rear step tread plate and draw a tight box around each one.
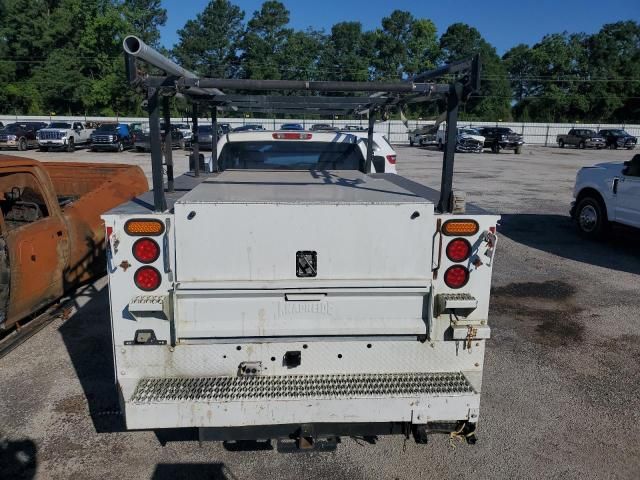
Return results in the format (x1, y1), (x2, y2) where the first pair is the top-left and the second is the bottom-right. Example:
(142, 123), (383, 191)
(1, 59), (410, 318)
(130, 372), (475, 403)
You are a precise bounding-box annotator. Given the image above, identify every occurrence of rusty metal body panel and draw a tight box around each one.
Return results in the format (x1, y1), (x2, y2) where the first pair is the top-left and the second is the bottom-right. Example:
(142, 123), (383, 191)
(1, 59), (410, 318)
(0, 154), (148, 330)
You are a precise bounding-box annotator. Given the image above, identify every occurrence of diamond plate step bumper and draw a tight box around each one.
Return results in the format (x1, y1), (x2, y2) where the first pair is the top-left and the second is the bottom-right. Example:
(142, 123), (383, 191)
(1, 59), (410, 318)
(121, 372), (480, 430)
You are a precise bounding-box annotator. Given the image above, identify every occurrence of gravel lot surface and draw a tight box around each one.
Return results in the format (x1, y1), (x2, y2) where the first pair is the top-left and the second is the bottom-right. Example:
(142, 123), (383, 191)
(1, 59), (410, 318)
(1, 144), (639, 480)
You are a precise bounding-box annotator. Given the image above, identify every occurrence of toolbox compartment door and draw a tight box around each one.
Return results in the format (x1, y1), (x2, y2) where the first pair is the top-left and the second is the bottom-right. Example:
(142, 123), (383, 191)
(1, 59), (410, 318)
(173, 202), (434, 283)
(174, 288), (429, 339)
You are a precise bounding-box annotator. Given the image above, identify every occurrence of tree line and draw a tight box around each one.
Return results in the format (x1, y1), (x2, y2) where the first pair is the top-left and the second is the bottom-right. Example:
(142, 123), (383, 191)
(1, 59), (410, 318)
(1, 0), (638, 122)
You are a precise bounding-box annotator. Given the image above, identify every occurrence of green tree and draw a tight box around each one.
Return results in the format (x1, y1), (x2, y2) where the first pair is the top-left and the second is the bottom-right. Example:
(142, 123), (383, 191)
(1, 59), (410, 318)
(319, 22), (374, 81)
(241, 1), (292, 80)
(122, 0), (167, 47)
(440, 23), (511, 120)
(372, 11), (438, 80)
(280, 29), (326, 80)
(173, 0), (245, 78)
(587, 21), (640, 122)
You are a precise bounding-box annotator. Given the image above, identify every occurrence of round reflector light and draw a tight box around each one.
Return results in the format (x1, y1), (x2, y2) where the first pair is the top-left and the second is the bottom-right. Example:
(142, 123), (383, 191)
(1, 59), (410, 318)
(132, 238), (160, 263)
(134, 266), (161, 291)
(444, 266), (469, 289)
(446, 238), (471, 262)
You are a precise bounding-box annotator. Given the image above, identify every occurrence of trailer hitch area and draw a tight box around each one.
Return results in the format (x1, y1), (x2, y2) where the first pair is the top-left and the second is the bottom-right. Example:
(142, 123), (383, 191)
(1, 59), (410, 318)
(275, 424), (339, 453)
(449, 421), (478, 447)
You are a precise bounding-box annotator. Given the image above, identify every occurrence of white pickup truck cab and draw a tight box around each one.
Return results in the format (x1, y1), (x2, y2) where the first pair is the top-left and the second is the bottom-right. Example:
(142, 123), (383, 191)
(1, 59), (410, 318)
(37, 121), (94, 151)
(571, 154), (640, 237)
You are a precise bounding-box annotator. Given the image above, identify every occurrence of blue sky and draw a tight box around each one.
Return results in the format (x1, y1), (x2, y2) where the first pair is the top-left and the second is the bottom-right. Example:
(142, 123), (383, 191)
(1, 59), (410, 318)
(159, 0), (638, 55)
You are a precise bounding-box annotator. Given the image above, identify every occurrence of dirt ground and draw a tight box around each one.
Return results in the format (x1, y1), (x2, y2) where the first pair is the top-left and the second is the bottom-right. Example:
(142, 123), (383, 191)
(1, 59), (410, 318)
(1, 144), (639, 479)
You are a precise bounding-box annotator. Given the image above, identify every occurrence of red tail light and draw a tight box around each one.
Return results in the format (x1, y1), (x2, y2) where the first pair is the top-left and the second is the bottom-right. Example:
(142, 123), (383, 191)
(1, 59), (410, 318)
(134, 266), (161, 291)
(444, 266), (469, 289)
(272, 132), (312, 140)
(132, 238), (160, 263)
(446, 238), (471, 262)
(386, 154), (396, 164)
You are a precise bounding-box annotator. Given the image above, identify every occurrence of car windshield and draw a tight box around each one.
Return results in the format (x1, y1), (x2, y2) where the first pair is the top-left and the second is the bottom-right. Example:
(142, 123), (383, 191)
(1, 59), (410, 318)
(280, 124), (303, 130)
(609, 129), (627, 136)
(219, 141), (364, 171)
(48, 122), (72, 129)
(496, 128), (513, 134)
(460, 128), (479, 135)
(198, 126), (213, 133)
(95, 124), (118, 132)
(3, 124), (24, 133)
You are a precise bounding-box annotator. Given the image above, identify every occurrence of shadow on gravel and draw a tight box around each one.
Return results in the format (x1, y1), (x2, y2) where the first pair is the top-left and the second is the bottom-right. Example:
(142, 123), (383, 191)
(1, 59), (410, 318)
(0, 435), (37, 480)
(152, 463), (228, 480)
(58, 281), (125, 434)
(499, 214), (640, 275)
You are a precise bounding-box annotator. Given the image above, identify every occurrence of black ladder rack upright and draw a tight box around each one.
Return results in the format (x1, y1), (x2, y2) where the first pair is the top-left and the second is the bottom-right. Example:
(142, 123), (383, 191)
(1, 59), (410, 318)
(122, 35), (480, 214)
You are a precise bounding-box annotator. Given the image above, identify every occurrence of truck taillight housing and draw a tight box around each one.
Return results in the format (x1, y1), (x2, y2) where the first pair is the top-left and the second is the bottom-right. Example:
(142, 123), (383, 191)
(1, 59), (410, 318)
(446, 238), (471, 262)
(442, 219), (479, 236)
(444, 266), (469, 289)
(125, 219), (165, 236)
(134, 266), (161, 291)
(132, 238), (160, 263)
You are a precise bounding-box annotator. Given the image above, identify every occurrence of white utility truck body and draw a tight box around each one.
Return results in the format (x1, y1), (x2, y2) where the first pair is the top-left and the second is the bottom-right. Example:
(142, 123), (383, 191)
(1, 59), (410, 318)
(103, 137), (499, 440)
(109, 35), (494, 446)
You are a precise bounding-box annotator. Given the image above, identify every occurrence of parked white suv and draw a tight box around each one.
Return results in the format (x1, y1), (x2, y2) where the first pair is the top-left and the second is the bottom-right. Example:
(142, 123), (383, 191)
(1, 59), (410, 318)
(37, 121), (94, 151)
(341, 131), (397, 173)
(571, 154), (640, 237)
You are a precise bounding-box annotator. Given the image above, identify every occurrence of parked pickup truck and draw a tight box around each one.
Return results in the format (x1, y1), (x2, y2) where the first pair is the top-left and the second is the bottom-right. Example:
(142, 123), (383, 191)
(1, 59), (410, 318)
(477, 127), (524, 154)
(90, 123), (133, 152)
(571, 154), (640, 237)
(37, 121), (94, 152)
(598, 129), (637, 150)
(408, 126), (437, 147)
(0, 122), (47, 150)
(0, 155), (148, 332)
(557, 129), (605, 149)
(436, 127), (485, 153)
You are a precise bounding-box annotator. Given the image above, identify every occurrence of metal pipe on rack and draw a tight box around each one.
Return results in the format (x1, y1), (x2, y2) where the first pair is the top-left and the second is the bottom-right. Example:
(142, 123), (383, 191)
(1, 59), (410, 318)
(123, 35), (224, 97)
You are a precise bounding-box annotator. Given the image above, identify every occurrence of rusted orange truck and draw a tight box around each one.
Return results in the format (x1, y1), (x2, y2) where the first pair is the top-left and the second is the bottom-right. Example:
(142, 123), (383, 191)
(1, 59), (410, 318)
(0, 155), (148, 331)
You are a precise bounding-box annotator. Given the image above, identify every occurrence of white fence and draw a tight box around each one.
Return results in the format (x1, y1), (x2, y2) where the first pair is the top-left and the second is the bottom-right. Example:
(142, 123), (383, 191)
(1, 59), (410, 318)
(2, 114), (639, 146)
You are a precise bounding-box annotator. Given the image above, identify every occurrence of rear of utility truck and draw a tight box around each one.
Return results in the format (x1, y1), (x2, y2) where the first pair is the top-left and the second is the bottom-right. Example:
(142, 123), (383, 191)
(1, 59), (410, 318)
(103, 134), (498, 447)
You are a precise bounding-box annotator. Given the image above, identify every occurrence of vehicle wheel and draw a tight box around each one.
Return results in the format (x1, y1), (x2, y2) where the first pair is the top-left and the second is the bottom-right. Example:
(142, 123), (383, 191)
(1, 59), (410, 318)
(117, 141), (124, 152)
(578, 141), (585, 149)
(437, 140), (443, 150)
(515, 145), (523, 154)
(576, 196), (608, 239)
(90, 147), (96, 152)
(179, 138), (186, 150)
(559, 140), (565, 148)
(18, 138), (27, 151)
(627, 145), (635, 150)
(491, 142), (500, 154)
(66, 137), (75, 152)
(409, 138), (414, 146)
(135, 146), (143, 152)
(39, 146), (48, 152)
